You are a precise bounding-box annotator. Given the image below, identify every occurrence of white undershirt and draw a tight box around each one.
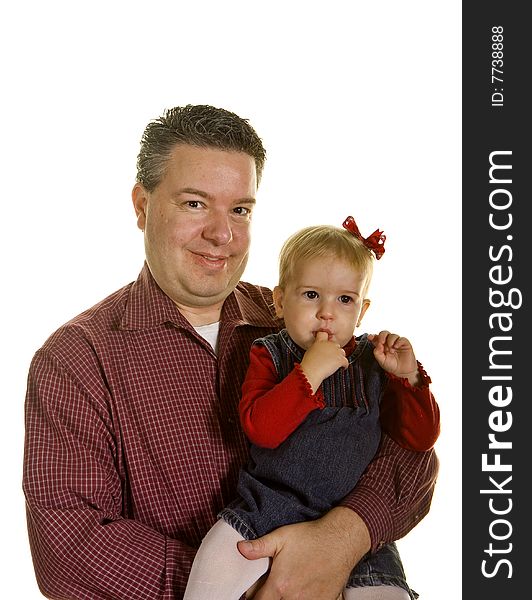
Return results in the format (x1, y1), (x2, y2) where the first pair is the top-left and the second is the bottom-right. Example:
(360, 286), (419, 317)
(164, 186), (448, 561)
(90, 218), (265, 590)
(193, 321), (221, 355)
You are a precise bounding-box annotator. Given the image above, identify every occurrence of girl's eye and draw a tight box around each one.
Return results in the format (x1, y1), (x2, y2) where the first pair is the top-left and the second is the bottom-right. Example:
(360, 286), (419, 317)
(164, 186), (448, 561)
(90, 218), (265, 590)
(339, 295), (353, 304)
(304, 291), (318, 300)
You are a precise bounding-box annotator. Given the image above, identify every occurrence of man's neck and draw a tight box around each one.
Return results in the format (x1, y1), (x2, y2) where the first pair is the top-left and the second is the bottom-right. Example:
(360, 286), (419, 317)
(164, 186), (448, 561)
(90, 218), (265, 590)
(174, 302), (223, 327)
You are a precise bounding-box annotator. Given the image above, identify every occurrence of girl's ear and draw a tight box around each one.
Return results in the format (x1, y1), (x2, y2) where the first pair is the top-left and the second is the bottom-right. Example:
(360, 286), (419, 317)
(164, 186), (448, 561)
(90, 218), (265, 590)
(357, 299), (371, 327)
(273, 286), (284, 318)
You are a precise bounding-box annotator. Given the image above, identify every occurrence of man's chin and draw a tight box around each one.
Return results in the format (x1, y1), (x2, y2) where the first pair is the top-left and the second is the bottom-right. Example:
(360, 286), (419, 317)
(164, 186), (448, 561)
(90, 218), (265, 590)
(162, 262), (247, 308)
(184, 278), (239, 306)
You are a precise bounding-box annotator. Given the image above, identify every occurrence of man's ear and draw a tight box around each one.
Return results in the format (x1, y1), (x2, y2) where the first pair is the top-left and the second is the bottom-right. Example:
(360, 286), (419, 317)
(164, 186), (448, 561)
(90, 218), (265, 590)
(357, 299), (371, 327)
(272, 286), (285, 318)
(132, 183), (148, 231)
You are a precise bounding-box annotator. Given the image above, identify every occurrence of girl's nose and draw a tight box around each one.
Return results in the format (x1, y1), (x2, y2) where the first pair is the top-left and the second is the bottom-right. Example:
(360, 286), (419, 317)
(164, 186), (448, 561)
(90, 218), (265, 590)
(317, 301), (334, 321)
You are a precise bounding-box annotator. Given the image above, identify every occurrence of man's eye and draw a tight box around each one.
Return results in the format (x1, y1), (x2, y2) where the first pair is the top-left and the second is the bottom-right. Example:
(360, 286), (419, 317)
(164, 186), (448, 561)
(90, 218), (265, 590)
(304, 291), (318, 299)
(186, 201), (201, 208)
(339, 295), (353, 304)
(233, 206), (251, 216)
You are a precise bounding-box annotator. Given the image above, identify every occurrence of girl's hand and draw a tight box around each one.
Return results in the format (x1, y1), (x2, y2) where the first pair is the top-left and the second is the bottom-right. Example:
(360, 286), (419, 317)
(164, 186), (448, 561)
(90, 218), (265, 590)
(300, 331), (349, 393)
(368, 330), (420, 386)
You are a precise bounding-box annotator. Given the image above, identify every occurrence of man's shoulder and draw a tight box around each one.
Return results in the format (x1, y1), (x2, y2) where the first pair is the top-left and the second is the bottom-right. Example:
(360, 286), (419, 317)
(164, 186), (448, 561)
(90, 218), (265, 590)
(229, 281), (280, 330)
(39, 280), (134, 355)
(235, 281), (274, 305)
(68, 282), (133, 328)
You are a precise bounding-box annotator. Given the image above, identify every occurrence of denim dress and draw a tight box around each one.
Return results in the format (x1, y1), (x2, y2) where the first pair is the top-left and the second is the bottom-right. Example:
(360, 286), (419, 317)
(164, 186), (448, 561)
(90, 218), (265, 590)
(219, 330), (418, 598)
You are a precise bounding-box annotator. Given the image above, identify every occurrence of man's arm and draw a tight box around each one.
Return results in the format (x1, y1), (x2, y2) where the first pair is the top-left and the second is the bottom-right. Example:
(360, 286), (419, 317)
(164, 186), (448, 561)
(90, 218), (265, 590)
(23, 349), (194, 599)
(340, 433), (439, 551)
(238, 435), (439, 599)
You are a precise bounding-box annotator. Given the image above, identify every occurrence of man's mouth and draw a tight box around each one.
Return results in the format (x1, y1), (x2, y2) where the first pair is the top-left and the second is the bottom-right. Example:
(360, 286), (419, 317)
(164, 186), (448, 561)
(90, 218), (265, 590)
(202, 254), (227, 262)
(191, 251), (229, 268)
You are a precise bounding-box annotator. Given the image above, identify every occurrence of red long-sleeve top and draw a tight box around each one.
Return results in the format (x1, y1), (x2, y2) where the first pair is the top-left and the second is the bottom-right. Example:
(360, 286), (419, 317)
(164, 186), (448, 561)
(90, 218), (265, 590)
(240, 344), (440, 451)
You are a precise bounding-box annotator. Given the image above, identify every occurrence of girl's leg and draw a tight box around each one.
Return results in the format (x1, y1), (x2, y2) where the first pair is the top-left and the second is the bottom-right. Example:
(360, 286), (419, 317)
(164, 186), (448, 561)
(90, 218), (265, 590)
(183, 519), (270, 600)
(343, 585), (411, 600)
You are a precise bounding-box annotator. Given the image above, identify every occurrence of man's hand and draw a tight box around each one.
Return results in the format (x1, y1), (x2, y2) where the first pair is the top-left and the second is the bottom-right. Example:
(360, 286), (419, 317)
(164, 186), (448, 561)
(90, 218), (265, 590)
(239, 507), (370, 600)
(368, 330), (420, 387)
(300, 331), (349, 393)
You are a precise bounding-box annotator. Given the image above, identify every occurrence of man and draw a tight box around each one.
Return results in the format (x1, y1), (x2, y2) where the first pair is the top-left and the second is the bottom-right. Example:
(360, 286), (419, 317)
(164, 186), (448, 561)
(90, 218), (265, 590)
(23, 105), (438, 599)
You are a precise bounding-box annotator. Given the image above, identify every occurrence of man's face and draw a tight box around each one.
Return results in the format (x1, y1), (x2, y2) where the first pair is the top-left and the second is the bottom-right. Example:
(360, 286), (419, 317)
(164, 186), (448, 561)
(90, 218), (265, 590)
(132, 145), (257, 316)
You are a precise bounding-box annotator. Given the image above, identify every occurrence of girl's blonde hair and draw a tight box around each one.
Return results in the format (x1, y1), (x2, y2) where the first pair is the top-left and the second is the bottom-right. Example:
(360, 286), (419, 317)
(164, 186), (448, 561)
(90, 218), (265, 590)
(278, 225), (375, 294)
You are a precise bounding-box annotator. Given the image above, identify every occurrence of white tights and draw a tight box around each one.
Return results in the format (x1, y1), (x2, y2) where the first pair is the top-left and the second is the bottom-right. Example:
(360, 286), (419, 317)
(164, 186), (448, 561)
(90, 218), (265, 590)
(184, 520), (270, 600)
(184, 520), (410, 600)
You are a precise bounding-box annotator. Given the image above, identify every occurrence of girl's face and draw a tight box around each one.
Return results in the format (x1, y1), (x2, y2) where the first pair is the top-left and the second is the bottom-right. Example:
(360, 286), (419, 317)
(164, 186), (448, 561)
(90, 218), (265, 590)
(273, 256), (371, 350)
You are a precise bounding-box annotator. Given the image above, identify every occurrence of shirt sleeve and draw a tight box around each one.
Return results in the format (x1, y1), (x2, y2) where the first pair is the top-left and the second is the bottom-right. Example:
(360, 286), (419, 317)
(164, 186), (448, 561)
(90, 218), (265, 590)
(23, 348), (193, 600)
(379, 362), (441, 451)
(239, 345), (325, 449)
(339, 433), (439, 553)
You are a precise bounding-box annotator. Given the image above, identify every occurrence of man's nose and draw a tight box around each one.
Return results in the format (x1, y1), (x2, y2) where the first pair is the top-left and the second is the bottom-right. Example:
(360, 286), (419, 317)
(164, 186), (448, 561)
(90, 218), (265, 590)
(202, 212), (233, 245)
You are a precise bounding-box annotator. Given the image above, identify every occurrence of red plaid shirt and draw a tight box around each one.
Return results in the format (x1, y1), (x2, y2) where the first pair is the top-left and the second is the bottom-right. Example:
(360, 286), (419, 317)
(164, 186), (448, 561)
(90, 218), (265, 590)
(23, 264), (439, 600)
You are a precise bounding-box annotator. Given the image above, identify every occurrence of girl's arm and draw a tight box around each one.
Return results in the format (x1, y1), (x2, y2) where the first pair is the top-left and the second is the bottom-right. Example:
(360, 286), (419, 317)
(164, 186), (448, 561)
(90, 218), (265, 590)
(239, 345), (324, 449)
(379, 363), (440, 451)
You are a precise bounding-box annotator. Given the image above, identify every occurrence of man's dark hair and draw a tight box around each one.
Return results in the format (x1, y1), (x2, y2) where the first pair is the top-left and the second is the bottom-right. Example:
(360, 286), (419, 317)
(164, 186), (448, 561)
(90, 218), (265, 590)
(136, 104), (267, 191)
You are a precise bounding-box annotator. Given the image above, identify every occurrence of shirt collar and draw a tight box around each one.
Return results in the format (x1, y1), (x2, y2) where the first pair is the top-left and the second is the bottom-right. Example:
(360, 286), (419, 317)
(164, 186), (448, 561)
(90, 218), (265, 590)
(121, 263), (278, 331)
(221, 284), (281, 328)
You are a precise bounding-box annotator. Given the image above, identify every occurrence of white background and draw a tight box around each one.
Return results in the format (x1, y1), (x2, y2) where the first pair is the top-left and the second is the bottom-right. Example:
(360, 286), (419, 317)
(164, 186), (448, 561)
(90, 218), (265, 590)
(1, 1), (461, 598)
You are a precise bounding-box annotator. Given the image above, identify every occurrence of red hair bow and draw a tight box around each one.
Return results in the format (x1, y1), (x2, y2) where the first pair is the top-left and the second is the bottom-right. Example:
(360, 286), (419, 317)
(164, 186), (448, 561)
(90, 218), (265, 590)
(342, 216), (386, 260)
